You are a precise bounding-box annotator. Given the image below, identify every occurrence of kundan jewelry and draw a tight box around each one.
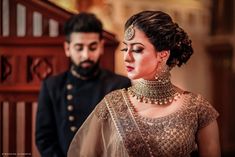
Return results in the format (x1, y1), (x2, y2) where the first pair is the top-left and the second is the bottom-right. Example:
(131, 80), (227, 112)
(124, 24), (135, 41)
(128, 66), (181, 105)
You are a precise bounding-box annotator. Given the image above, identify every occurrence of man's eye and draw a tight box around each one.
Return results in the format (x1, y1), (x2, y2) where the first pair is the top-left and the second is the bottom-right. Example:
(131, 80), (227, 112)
(75, 46), (83, 51)
(88, 43), (98, 51)
(89, 46), (97, 51)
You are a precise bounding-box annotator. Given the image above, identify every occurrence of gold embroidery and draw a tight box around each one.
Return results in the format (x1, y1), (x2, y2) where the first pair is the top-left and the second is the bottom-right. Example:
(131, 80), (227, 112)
(190, 94), (219, 129)
(105, 90), (150, 157)
(95, 99), (109, 120)
(95, 90), (219, 157)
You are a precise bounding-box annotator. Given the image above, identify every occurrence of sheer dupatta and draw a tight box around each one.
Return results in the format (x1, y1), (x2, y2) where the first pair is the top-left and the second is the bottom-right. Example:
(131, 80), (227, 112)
(104, 89), (152, 157)
(67, 89), (151, 157)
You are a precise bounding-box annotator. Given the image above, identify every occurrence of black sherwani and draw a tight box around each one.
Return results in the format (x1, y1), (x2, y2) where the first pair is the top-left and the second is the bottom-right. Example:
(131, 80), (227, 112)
(36, 69), (131, 157)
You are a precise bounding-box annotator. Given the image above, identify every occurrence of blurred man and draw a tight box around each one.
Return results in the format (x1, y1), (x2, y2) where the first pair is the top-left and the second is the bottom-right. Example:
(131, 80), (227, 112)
(35, 12), (131, 157)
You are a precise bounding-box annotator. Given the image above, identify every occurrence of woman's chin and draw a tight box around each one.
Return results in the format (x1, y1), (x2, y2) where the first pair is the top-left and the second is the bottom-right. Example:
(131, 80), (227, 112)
(127, 73), (138, 80)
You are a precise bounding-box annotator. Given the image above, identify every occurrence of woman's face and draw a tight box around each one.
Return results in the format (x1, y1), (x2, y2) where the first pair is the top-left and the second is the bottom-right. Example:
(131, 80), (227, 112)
(122, 27), (161, 80)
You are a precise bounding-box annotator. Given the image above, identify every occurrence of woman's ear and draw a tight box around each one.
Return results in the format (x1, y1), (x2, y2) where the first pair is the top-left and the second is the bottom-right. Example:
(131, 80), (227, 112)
(64, 42), (70, 57)
(156, 50), (170, 64)
(159, 50), (170, 60)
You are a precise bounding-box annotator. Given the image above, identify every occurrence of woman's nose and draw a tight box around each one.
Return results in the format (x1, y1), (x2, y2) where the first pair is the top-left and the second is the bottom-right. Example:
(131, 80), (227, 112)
(124, 51), (133, 62)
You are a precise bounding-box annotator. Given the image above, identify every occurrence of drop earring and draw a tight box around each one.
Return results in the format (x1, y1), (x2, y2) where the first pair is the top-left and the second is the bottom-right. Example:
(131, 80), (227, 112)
(154, 63), (170, 84)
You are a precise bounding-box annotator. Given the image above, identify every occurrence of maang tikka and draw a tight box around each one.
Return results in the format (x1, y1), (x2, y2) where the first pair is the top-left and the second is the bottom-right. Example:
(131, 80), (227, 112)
(124, 24), (135, 40)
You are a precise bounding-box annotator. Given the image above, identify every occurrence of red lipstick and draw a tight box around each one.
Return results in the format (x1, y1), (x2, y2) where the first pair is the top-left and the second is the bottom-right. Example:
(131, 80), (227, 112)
(126, 66), (134, 72)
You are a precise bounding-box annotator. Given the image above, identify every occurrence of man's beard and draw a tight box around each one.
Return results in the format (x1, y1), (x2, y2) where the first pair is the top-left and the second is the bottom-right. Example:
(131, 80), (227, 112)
(71, 59), (100, 79)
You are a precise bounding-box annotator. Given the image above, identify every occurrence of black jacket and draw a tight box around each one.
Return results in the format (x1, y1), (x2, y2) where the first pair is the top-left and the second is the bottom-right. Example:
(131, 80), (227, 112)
(36, 69), (131, 157)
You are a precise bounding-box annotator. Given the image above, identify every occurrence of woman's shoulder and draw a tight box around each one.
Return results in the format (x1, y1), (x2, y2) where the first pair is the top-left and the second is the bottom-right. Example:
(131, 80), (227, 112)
(104, 88), (125, 100)
(183, 91), (219, 128)
(182, 91), (218, 116)
(183, 91), (211, 107)
(94, 89), (125, 120)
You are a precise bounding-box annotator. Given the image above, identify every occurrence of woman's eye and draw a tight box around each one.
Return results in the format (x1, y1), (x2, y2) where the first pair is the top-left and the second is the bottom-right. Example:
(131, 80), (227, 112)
(132, 48), (143, 53)
(120, 48), (128, 52)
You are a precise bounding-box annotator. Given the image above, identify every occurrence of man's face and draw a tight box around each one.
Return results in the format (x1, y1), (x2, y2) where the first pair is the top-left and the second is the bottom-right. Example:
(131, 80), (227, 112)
(64, 32), (103, 69)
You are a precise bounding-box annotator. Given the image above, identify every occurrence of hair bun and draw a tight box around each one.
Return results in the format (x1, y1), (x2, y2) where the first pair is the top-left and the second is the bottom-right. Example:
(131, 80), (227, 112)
(125, 11), (194, 68)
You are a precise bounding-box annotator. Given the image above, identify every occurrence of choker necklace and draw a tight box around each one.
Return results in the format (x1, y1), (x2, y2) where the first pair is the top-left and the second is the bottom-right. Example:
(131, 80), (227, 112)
(128, 76), (181, 105)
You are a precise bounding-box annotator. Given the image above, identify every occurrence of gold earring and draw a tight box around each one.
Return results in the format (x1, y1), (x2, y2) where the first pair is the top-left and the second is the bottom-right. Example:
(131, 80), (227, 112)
(154, 63), (170, 83)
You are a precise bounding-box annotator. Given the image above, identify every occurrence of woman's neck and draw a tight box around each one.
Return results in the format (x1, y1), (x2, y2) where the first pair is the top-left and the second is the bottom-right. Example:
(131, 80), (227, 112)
(128, 72), (181, 105)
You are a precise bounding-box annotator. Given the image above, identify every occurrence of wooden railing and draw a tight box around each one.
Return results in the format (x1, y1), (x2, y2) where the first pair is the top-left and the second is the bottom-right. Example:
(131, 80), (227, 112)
(0, 99), (39, 156)
(0, 36), (67, 157)
(0, 0), (119, 156)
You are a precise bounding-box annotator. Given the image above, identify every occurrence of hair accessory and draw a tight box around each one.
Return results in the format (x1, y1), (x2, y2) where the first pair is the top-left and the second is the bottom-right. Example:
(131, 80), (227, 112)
(176, 41), (181, 47)
(124, 24), (135, 41)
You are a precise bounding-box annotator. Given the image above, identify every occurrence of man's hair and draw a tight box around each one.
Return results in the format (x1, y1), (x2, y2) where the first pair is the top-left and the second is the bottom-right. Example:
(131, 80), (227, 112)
(64, 12), (103, 42)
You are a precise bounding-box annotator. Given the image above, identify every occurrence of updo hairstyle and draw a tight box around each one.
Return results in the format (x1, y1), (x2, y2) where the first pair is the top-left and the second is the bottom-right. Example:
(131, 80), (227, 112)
(125, 11), (193, 67)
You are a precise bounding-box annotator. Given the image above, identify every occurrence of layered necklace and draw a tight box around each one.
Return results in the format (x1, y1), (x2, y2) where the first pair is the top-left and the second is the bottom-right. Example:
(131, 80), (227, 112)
(128, 71), (181, 105)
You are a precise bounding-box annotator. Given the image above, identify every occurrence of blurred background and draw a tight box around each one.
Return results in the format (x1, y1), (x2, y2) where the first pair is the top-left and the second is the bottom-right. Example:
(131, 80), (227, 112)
(0, 0), (234, 156)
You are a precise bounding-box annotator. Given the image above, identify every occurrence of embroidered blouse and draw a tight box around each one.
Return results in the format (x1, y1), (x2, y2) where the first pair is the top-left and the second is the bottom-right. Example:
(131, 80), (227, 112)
(68, 89), (219, 157)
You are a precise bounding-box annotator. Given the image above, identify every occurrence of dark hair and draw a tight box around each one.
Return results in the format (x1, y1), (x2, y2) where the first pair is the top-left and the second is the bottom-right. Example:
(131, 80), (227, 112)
(125, 11), (193, 67)
(64, 12), (103, 42)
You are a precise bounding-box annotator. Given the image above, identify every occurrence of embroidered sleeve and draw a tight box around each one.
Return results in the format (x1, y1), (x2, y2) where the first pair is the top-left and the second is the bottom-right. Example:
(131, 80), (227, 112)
(194, 94), (219, 129)
(95, 98), (110, 120)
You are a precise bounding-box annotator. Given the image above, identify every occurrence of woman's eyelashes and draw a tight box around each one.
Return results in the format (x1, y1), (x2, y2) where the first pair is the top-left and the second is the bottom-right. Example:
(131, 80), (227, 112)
(132, 47), (143, 53)
(121, 47), (143, 53)
(120, 48), (128, 52)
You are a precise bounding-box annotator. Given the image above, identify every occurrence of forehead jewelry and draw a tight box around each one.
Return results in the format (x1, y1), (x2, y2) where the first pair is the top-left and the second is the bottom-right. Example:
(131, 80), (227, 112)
(124, 24), (135, 41)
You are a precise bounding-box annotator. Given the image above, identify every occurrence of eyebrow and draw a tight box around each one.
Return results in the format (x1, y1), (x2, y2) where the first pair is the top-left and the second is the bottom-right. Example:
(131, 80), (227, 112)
(74, 41), (98, 46)
(122, 42), (145, 47)
(89, 41), (98, 46)
(74, 43), (83, 47)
